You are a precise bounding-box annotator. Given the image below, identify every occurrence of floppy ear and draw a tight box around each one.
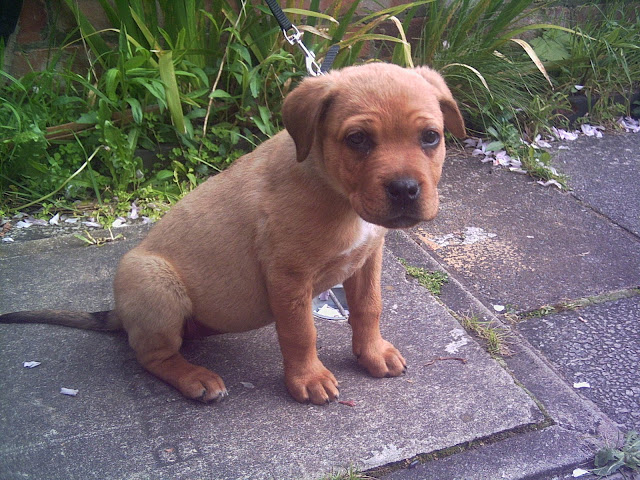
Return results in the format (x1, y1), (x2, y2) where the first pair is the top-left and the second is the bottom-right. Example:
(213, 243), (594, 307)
(282, 76), (334, 162)
(414, 66), (466, 139)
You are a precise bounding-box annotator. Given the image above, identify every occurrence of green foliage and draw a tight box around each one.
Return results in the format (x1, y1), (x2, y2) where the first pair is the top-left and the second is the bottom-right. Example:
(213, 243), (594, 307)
(530, 2), (640, 123)
(1, 0), (639, 215)
(459, 314), (513, 357)
(417, 0), (552, 133)
(399, 259), (449, 296)
(592, 431), (640, 476)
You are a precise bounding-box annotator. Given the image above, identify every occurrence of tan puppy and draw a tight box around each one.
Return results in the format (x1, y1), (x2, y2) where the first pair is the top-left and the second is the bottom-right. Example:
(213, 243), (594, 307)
(0, 63), (465, 405)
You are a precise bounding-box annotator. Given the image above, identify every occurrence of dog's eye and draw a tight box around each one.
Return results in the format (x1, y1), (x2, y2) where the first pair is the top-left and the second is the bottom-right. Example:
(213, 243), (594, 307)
(420, 130), (440, 149)
(345, 131), (372, 154)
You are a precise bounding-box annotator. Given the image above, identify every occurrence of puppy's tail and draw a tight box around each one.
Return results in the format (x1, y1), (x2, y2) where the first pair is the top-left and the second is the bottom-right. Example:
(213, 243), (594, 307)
(0, 310), (122, 331)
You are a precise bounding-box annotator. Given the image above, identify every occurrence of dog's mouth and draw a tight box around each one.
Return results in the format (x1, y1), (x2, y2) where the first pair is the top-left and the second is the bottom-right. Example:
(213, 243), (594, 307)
(352, 190), (437, 229)
(357, 209), (424, 229)
(377, 214), (423, 229)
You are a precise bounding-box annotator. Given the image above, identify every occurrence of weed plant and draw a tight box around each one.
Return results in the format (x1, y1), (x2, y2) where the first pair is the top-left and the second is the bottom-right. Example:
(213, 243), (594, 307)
(530, 2), (640, 124)
(416, 0), (553, 134)
(1, 0), (639, 217)
(0, 0), (417, 217)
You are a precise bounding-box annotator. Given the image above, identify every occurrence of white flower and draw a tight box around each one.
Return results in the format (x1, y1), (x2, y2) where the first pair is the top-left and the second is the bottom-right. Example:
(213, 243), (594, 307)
(128, 202), (139, 220)
(552, 127), (579, 141)
(580, 124), (603, 138)
(619, 116), (640, 133)
(533, 135), (552, 149)
(112, 217), (127, 228)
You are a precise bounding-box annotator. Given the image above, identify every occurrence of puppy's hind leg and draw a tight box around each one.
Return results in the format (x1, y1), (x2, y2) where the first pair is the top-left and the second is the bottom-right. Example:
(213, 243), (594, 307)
(115, 251), (228, 403)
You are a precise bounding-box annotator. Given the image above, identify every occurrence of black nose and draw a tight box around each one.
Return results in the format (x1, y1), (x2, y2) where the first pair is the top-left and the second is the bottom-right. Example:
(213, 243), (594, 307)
(385, 178), (421, 207)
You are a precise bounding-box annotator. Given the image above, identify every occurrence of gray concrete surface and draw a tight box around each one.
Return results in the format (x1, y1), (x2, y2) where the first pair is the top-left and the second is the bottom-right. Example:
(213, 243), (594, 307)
(519, 296), (640, 433)
(553, 134), (640, 236)
(1, 236), (542, 480)
(1, 131), (639, 480)
(410, 149), (640, 314)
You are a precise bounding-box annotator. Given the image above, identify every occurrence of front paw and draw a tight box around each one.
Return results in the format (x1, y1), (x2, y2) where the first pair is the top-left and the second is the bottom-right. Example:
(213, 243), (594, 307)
(285, 361), (340, 405)
(356, 339), (407, 378)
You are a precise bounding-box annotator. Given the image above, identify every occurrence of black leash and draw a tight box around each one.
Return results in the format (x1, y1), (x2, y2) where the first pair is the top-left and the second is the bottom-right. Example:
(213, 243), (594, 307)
(263, 0), (339, 76)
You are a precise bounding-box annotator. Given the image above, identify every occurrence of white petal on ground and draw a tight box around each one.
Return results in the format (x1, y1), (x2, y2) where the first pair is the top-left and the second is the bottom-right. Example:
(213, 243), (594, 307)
(619, 116), (640, 133)
(111, 217), (127, 228)
(537, 179), (563, 189)
(23, 361), (41, 368)
(580, 124), (603, 138)
(573, 381), (591, 389)
(128, 202), (139, 220)
(552, 127), (579, 141)
(60, 387), (79, 396)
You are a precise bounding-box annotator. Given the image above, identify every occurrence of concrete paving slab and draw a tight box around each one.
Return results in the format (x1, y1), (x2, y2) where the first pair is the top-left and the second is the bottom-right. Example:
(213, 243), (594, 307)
(518, 295), (640, 433)
(0, 233), (542, 479)
(409, 152), (640, 313)
(383, 230), (622, 480)
(383, 426), (601, 480)
(553, 133), (640, 236)
(0, 226), (151, 313)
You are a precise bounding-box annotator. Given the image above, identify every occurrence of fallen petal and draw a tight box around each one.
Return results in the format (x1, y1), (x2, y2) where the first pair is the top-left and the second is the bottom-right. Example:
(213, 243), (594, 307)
(60, 387), (79, 396)
(493, 305), (505, 312)
(572, 468), (589, 477)
(129, 202), (139, 220)
(49, 213), (60, 225)
(23, 361), (41, 368)
(111, 217), (127, 228)
(573, 381), (591, 389)
(537, 179), (563, 189)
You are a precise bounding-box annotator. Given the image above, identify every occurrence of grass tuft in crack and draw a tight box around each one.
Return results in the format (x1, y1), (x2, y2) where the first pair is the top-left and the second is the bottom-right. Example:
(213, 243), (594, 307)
(459, 314), (513, 357)
(399, 259), (448, 296)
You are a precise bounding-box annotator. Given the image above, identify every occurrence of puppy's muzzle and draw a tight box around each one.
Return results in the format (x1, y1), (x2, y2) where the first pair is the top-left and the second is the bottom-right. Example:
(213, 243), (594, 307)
(385, 177), (421, 210)
(379, 177), (425, 228)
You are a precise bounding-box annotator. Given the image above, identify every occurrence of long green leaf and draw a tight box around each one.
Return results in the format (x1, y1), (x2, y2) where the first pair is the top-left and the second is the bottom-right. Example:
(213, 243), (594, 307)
(158, 51), (186, 134)
(282, 8), (339, 24)
(62, 0), (112, 67)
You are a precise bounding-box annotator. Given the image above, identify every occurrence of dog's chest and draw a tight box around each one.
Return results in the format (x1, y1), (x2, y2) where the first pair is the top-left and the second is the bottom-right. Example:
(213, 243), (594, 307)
(333, 219), (384, 277)
(313, 219), (384, 294)
(340, 219), (384, 257)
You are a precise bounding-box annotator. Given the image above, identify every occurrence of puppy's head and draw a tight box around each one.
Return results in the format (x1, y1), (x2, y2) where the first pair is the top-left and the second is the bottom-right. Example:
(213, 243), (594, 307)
(282, 63), (465, 229)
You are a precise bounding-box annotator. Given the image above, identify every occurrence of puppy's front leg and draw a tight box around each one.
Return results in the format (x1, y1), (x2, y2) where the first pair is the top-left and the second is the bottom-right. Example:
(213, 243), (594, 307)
(269, 280), (339, 405)
(344, 245), (407, 377)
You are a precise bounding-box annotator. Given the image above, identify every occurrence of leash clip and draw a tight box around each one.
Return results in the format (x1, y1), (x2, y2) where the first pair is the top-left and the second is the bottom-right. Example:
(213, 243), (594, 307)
(283, 24), (323, 77)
